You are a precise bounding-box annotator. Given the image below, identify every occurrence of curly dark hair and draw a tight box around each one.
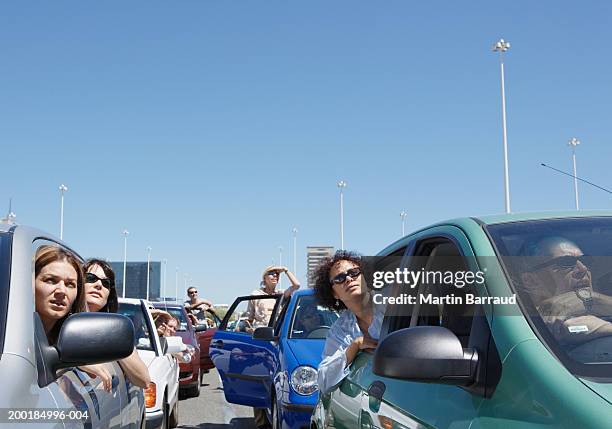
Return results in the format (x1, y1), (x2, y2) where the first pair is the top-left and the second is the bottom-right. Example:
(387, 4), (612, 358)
(83, 258), (118, 313)
(311, 250), (362, 311)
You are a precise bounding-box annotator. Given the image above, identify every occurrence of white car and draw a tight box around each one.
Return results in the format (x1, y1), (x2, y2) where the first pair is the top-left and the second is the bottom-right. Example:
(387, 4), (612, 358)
(0, 223), (145, 428)
(118, 298), (181, 429)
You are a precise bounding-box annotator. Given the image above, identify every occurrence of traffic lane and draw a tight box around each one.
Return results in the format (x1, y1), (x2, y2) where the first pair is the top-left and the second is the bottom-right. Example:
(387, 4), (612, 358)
(178, 369), (257, 429)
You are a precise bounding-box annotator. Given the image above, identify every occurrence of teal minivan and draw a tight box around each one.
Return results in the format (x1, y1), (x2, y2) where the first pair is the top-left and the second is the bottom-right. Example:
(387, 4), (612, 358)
(311, 212), (612, 429)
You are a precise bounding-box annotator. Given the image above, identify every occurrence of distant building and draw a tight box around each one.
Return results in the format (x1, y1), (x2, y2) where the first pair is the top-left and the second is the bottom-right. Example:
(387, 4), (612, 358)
(306, 246), (334, 288)
(110, 261), (161, 300)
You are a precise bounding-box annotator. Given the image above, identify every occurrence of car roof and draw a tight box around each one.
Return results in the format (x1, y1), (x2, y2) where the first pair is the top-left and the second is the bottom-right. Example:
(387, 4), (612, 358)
(293, 288), (314, 297)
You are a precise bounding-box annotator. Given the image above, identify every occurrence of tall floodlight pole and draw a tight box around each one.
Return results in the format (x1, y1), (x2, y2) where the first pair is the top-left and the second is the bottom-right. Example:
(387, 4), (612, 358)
(568, 138), (581, 210)
(337, 180), (347, 250)
(122, 230), (129, 298)
(146, 247), (152, 300)
(175, 267), (179, 301)
(59, 184), (68, 239)
(292, 227), (298, 276)
(400, 211), (407, 237)
(278, 246), (283, 288)
(493, 39), (511, 213)
(162, 259), (168, 299)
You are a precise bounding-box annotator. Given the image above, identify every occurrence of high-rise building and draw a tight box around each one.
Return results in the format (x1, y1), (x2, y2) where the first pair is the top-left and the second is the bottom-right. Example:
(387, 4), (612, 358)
(110, 261), (161, 301)
(306, 246), (334, 288)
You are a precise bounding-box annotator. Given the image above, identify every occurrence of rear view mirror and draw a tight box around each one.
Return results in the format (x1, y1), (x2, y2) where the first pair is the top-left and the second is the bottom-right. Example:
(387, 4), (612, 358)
(165, 336), (186, 354)
(194, 324), (208, 333)
(56, 313), (134, 367)
(373, 326), (478, 386)
(252, 326), (277, 341)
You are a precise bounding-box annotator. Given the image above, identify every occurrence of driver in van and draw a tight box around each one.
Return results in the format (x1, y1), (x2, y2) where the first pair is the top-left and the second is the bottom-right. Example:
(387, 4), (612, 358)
(521, 236), (612, 346)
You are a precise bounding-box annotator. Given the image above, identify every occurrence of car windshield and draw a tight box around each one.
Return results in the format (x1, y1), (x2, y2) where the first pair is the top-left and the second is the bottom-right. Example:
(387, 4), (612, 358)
(487, 217), (612, 377)
(289, 295), (339, 339)
(117, 302), (155, 352)
(164, 307), (188, 331)
(0, 233), (9, 356)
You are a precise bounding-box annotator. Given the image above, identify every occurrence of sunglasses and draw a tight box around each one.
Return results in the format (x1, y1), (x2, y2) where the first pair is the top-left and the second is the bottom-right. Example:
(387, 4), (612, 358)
(530, 255), (593, 272)
(188, 290), (198, 295)
(86, 272), (112, 289)
(267, 271), (280, 277)
(330, 267), (361, 285)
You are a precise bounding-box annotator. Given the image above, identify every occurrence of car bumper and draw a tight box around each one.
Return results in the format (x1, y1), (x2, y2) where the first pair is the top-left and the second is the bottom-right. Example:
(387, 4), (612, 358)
(145, 408), (164, 429)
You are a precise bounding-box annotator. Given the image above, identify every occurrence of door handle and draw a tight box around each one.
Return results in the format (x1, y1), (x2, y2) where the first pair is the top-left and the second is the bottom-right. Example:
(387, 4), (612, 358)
(367, 380), (386, 401)
(212, 340), (224, 349)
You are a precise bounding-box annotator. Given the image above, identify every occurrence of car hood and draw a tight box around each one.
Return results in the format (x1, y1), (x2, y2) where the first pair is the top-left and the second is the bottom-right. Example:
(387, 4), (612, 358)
(581, 379), (612, 406)
(286, 339), (325, 367)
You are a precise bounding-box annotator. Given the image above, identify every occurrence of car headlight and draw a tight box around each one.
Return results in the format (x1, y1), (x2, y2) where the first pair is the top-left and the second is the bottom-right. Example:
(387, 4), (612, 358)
(290, 366), (318, 395)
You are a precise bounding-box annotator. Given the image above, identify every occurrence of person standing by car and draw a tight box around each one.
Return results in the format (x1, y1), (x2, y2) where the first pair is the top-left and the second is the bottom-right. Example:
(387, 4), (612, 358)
(246, 266), (300, 429)
(184, 287), (214, 323)
(311, 251), (382, 394)
(83, 259), (151, 389)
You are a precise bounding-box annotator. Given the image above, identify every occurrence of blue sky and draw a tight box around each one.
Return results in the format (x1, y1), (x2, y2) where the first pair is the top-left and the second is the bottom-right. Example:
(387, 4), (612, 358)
(1, 1), (611, 304)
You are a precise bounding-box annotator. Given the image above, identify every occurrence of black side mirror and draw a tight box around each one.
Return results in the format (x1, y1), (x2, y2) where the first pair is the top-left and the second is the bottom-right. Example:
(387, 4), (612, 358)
(252, 326), (277, 341)
(373, 326), (478, 386)
(194, 324), (208, 333)
(56, 313), (134, 367)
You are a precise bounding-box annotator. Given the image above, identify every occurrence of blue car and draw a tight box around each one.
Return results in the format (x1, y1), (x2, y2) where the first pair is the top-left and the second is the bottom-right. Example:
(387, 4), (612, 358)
(211, 289), (339, 429)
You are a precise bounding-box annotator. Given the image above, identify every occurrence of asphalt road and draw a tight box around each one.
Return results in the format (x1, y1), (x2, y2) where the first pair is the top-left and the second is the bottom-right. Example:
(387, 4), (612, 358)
(177, 369), (258, 429)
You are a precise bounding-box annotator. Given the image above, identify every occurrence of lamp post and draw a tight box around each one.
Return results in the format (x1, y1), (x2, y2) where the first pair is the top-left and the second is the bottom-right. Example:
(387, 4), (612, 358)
(568, 137), (581, 210)
(337, 180), (347, 250)
(292, 227), (298, 276)
(175, 267), (179, 301)
(400, 211), (407, 237)
(278, 246), (283, 288)
(184, 273), (190, 298)
(59, 184), (68, 239)
(492, 39), (511, 214)
(162, 259), (168, 299)
(146, 246), (152, 301)
(122, 230), (129, 298)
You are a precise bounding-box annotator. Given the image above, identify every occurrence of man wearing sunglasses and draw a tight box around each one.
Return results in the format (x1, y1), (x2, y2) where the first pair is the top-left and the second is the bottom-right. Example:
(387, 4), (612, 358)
(246, 265), (300, 429)
(521, 236), (612, 346)
(184, 287), (214, 323)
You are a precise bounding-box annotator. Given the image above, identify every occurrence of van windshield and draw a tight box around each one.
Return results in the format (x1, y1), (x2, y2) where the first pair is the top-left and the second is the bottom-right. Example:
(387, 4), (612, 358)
(0, 233), (9, 356)
(487, 217), (612, 378)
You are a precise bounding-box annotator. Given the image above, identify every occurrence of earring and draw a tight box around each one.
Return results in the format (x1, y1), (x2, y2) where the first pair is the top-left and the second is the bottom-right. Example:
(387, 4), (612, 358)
(335, 299), (339, 308)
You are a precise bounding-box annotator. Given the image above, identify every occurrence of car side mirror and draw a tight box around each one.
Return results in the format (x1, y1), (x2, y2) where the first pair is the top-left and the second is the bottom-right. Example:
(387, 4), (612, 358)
(194, 324), (208, 333)
(56, 313), (134, 368)
(373, 326), (478, 386)
(252, 326), (278, 341)
(165, 336), (185, 354)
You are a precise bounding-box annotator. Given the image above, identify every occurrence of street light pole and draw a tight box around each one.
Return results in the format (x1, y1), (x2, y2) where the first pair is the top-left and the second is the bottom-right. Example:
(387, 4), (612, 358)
(292, 227), (298, 276)
(146, 246), (152, 301)
(278, 246), (283, 288)
(493, 39), (511, 214)
(175, 267), (179, 301)
(122, 230), (129, 298)
(337, 180), (346, 250)
(162, 259), (168, 299)
(400, 211), (407, 237)
(59, 184), (68, 239)
(568, 137), (581, 210)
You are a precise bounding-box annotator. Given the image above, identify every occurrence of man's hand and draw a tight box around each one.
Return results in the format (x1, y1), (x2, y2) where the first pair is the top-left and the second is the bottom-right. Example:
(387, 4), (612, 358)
(79, 364), (112, 392)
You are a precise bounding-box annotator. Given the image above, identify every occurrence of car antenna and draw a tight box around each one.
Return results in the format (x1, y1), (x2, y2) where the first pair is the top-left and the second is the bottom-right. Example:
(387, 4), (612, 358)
(540, 163), (612, 195)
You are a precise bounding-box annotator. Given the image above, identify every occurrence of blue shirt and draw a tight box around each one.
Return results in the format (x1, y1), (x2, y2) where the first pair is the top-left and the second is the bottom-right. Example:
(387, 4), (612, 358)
(317, 306), (384, 394)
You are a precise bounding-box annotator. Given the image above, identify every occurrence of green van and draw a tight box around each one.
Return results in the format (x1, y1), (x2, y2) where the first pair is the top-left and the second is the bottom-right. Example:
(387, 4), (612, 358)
(311, 212), (612, 429)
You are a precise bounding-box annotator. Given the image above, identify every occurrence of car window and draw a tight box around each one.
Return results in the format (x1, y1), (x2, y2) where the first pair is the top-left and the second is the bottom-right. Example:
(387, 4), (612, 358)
(220, 295), (281, 333)
(118, 302), (155, 352)
(487, 217), (612, 378)
(289, 295), (339, 339)
(163, 306), (189, 331)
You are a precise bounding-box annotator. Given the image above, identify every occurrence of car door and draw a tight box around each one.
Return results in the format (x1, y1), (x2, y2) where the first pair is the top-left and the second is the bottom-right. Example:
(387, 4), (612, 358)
(211, 294), (281, 407)
(354, 227), (499, 429)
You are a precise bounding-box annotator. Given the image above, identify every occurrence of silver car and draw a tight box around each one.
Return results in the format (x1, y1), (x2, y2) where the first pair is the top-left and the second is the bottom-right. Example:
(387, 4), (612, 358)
(0, 223), (145, 428)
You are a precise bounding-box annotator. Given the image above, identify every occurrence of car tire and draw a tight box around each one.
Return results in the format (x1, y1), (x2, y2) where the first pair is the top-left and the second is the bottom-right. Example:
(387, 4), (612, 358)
(168, 398), (179, 429)
(199, 369), (204, 385)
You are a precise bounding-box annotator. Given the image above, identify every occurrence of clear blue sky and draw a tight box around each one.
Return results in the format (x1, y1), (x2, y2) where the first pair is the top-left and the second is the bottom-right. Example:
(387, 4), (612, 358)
(1, 1), (611, 305)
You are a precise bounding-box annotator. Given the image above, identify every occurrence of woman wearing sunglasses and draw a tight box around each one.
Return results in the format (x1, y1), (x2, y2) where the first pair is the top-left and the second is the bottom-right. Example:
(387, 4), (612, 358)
(83, 259), (151, 389)
(312, 250), (383, 395)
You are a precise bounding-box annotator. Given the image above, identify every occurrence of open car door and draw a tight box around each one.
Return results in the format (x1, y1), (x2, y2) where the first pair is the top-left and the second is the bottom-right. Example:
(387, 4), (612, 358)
(210, 294), (282, 407)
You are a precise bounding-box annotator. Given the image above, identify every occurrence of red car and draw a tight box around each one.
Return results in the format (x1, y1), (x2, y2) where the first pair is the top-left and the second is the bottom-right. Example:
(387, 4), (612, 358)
(194, 309), (222, 372)
(152, 302), (206, 397)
